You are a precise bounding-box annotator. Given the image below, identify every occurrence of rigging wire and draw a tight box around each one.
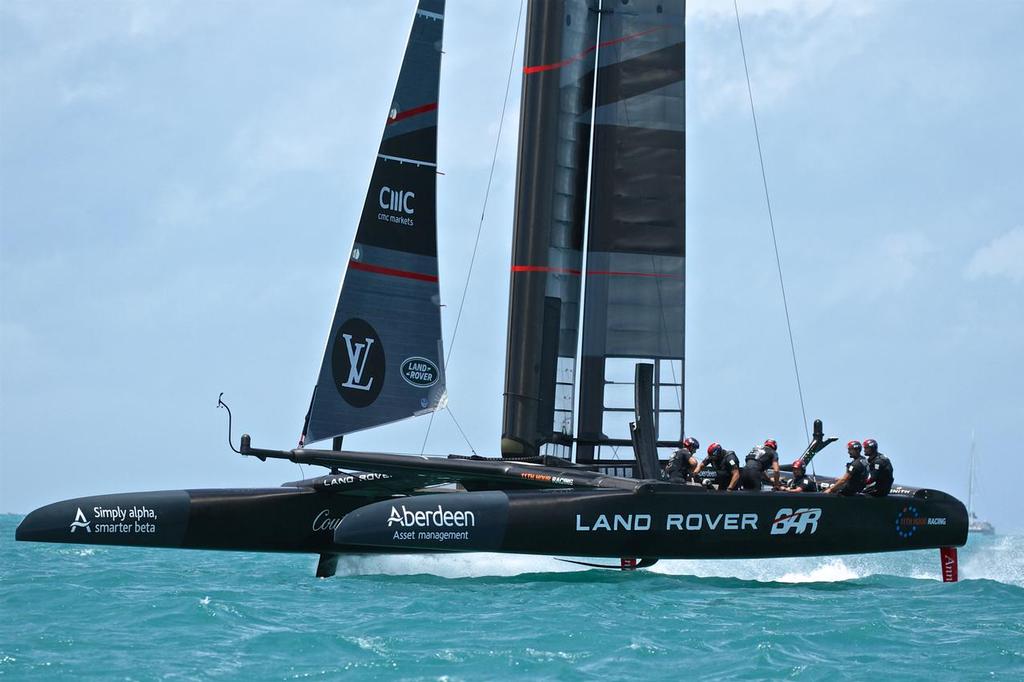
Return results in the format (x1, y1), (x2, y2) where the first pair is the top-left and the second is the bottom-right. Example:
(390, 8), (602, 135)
(420, 0), (527, 455)
(445, 405), (477, 456)
(733, 0), (810, 444)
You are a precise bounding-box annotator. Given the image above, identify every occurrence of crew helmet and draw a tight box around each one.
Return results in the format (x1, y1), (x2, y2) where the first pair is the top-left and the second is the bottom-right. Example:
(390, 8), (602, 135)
(847, 440), (862, 455)
(863, 438), (878, 455)
(764, 439), (778, 451)
(707, 442), (722, 457)
(683, 436), (700, 453)
(792, 459), (805, 472)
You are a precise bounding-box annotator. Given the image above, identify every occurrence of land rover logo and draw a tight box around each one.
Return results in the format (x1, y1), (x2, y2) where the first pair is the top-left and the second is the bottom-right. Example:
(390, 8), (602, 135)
(400, 357), (439, 388)
(331, 318), (385, 408)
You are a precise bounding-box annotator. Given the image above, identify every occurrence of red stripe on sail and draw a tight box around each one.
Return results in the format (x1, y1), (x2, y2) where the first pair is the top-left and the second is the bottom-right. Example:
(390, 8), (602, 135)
(386, 102), (438, 125)
(349, 259), (438, 283)
(523, 26), (667, 74)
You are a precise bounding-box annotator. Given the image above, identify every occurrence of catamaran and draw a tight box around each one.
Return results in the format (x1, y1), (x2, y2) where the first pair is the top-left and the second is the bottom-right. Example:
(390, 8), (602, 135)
(16, 0), (968, 579)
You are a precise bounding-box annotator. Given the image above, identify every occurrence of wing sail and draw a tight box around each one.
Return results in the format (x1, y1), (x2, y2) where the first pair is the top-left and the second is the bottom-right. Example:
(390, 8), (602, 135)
(576, 0), (686, 463)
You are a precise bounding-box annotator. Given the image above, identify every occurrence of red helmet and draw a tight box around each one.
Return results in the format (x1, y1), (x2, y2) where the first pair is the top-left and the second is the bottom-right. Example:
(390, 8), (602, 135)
(683, 437), (700, 453)
(847, 440), (862, 454)
(792, 459), (805, 471)
(863, 438), (878, 455)
(707, 442), (722, 457)
(764, 439), (778, 450)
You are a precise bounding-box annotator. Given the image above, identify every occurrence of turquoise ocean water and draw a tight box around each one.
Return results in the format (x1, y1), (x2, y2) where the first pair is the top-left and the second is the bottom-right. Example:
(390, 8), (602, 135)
(2, 514), (1021, 679)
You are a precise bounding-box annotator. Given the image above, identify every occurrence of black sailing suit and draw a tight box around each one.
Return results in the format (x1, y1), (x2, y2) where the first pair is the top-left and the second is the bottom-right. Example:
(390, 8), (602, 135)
(864, 452), (894, 497)
(837, 456), (868, 496)
(711, 450), (741, 490)
(664, 449), (696, 483)
(787, 474), (818, 492)
(740, 446), (778, 490)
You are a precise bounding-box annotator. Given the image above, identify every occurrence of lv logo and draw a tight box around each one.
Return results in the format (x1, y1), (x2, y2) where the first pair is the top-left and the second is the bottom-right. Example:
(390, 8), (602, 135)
(340, 334), (375, 391)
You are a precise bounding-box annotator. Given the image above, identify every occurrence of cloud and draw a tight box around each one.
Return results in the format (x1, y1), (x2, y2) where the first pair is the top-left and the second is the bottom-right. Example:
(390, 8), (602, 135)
(965, 226), (1024, 284)
(690, 0), (871, 20)
(228, 77), (351, 179)
(689, 0), (881, 118)
(825, 231), (936, 303)
(876, 232), (936, 289)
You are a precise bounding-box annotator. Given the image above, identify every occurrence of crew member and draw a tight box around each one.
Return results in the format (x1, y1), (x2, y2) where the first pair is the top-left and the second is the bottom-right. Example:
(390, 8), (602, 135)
(663, 436), (700, 483)
(828, 440), (867, 496)
(862, 438), (894, 497)
(703, 442), (741, 491)
(739, 438), (782, 491)
(784, 460), (817, 492)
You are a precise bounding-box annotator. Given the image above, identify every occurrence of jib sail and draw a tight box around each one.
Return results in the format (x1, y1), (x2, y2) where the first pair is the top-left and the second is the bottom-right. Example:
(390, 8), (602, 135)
(576, 0), (686, 463)
(301, 0), (447, 446)
(501, 0), (600, 459)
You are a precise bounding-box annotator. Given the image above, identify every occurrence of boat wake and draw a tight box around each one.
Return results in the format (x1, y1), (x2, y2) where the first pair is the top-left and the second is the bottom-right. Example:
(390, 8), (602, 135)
(334, 534), (1023, 587)
(960, 535), (1023, 586)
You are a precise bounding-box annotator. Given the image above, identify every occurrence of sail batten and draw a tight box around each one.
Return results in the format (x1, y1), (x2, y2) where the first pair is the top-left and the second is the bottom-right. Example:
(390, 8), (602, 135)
(302, 0), (447, 446)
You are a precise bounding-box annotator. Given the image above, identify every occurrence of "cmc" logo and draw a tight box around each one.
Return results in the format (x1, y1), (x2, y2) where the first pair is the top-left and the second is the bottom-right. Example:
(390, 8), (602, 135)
(770, 507), (822, 535)
(379, 186), (415, 214)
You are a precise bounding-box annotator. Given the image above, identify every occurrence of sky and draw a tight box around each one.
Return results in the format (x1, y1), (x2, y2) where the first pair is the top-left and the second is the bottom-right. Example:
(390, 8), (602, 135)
(1, 1), (1022, 531)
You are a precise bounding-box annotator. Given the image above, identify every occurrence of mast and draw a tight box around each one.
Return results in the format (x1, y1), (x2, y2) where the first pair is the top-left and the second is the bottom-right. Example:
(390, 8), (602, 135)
(501, 0), (600, 458)
(301, 0), (447, 446)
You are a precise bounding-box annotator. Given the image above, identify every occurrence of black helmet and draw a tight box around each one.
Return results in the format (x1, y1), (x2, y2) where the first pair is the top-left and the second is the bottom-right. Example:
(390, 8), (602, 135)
(683, 436), (700, 453)
(863, 438), (878, 455)
(707, 442), (723, 457)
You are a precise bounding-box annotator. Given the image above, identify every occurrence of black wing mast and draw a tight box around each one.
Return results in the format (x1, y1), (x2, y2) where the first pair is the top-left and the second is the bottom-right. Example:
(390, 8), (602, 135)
(502, 1), (686, 466)
(501, 1), (601, 459)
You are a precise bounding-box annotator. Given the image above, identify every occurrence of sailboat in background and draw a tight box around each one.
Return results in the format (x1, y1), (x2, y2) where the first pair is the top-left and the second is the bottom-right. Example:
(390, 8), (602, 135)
(17, 0), (969, 578)
(967, 433), (995, 535)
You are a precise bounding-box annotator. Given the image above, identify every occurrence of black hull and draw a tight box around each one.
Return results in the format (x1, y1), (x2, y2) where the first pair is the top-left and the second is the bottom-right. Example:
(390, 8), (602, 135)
(18, 484), (967, 563)
(336, 486), (968, 559)
(15, 488), (391, 555)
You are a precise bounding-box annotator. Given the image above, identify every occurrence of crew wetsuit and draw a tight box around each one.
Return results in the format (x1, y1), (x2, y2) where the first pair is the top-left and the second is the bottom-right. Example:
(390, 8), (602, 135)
(664, 449), (696, 483)
(788, 474), (818, 493)
(864, 453), (894, 497)
(714, 450), (741, 490)
(837, 456), (868, 496)
(740, 446), (779, 490)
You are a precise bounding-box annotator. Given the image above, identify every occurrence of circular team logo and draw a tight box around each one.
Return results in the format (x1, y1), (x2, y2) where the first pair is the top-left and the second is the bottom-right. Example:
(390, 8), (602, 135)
(896, 505), (920, 539)
(400, 357), (440, 388)
(331, 318), (385, 408)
